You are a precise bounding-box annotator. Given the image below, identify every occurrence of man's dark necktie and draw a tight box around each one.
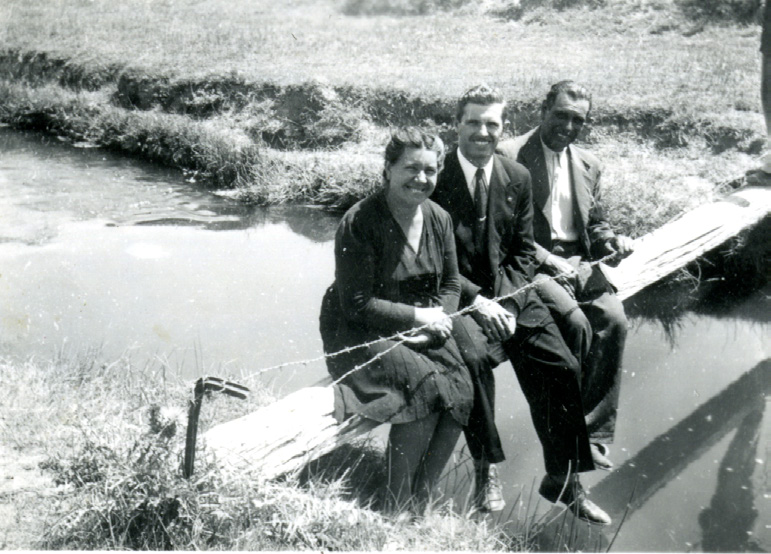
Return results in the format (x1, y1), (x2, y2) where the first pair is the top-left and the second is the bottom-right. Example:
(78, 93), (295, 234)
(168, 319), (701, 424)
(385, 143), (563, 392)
(473, 168), (488, 255)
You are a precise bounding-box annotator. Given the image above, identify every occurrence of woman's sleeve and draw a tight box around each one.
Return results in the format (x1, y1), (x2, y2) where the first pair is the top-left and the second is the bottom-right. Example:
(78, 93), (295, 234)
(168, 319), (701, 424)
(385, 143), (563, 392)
(335, 207), (416, 334)
(437, 209), (460, 315)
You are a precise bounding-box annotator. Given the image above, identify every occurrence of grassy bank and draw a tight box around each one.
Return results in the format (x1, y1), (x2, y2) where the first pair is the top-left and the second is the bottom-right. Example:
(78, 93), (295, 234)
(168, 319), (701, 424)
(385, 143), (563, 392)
(0, 351), (525, 550)
(0, 0), (765, 237)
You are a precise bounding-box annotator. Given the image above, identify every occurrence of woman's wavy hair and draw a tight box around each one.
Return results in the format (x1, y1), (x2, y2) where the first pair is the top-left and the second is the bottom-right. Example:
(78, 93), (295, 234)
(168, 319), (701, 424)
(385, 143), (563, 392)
(383, 127), (445, 180)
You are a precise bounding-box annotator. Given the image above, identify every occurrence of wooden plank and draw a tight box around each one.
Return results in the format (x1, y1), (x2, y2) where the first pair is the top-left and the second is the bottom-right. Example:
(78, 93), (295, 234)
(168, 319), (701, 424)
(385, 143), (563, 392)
(201, 185), (771, 480)
(606, 186), (771, 301)
(202, 387), (377, 480)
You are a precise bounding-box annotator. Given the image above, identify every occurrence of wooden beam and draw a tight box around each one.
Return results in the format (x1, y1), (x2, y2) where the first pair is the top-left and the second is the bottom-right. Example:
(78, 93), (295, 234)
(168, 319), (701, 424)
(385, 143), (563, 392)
(202, 387), (376, 480)
(605, 185), (770, 301)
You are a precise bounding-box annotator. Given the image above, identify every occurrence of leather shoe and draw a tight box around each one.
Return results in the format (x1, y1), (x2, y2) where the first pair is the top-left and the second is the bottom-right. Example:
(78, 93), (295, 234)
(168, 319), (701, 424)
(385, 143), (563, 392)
(591, 443), (613, 471)
(473, 461), (505, 512)
(539, 474), (611, 526)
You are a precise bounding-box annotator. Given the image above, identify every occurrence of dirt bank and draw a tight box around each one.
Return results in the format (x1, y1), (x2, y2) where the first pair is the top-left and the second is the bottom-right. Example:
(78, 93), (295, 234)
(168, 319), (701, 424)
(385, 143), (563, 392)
(2, 48), (762, 151)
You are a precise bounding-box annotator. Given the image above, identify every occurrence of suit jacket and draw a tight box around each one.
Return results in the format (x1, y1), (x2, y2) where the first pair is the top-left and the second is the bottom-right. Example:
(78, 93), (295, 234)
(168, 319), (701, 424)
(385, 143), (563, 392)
(498, 128), (616, 265)
(432, 148), (545, 326)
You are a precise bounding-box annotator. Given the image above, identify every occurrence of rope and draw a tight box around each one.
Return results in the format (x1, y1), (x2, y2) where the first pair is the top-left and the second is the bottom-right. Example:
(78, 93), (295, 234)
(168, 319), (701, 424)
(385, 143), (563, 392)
(244, 252), (620, 385)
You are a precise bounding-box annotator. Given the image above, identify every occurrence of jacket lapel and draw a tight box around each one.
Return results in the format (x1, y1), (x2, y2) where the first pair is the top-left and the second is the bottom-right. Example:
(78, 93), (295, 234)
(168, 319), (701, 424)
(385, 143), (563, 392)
(520, 130), (550, 216)
(438, 150), (477, 258)
(443, 150), (475, 221)
(568, 146), (591, 243)
(486, 155), (513, 263)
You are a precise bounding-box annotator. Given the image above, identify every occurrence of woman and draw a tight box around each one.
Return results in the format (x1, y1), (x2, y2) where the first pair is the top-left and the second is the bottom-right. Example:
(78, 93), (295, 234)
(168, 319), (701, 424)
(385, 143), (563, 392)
(320, 127), (473, 514)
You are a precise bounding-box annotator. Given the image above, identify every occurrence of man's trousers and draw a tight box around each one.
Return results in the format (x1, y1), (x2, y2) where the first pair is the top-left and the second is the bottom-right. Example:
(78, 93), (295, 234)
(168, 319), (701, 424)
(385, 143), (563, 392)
(454, 298), (596, 477)
(535, 274), (627, 444)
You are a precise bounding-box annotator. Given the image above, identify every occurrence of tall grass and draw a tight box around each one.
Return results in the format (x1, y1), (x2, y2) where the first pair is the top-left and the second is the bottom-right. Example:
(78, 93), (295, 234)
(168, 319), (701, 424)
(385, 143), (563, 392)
(0, 352), (519, 550)
(0, 81), (260, 188)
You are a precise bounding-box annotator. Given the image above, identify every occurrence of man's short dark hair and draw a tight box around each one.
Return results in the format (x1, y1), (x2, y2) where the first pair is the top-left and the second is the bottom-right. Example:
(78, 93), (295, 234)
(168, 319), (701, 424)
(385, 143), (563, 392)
(456, 84), (506, 122)
(542, 80), (592, 114)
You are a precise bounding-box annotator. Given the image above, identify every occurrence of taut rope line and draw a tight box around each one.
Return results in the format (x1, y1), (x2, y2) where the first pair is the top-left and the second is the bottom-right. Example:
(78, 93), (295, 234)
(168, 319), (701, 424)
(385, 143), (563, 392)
(244, 253), (620, 385)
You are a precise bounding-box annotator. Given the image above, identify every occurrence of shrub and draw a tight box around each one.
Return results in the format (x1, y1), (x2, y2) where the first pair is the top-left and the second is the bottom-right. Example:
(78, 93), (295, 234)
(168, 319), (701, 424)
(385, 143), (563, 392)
(40, 412), (201, 549)
(243, 85), (369, 150)
(488, 0), (607, 20)
(342, 0), (470, 16)
(677, 0), (762, 24)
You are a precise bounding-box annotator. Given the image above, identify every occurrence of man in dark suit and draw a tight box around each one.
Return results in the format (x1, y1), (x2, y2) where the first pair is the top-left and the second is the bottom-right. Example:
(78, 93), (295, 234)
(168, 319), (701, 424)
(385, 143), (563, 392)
(432, 84), (611, 525)
(498, 81), (634, 473)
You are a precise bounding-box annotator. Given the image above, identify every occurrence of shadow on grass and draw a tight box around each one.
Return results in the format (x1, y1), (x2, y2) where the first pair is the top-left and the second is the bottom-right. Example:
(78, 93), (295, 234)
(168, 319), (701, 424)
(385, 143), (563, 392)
(296, 442), (389, 511)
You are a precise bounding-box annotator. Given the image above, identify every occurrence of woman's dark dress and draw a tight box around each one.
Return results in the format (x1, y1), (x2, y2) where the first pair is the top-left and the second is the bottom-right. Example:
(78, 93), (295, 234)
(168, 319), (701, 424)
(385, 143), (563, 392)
(320, 192), (473, 426)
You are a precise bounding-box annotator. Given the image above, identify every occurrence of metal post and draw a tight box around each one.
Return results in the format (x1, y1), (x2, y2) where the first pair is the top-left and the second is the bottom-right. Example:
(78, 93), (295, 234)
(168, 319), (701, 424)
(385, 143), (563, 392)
(183, 376), (249, 478)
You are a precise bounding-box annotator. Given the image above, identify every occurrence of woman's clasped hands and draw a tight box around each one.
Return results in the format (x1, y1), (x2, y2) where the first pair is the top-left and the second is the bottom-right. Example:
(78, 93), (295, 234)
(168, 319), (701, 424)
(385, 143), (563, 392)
(401, 306), (453, 347)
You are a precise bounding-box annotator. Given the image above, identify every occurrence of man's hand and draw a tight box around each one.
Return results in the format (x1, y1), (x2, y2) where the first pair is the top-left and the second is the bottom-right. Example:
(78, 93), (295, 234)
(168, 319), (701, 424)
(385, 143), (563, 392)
(470, 295), (517, 342)
(606, 235), (635, 259)
(543, 253), (577, 279)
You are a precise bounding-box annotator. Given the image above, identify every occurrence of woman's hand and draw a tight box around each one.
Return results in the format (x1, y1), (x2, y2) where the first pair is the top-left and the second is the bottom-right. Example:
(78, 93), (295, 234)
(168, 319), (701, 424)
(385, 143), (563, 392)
(414, 306), (453, 342)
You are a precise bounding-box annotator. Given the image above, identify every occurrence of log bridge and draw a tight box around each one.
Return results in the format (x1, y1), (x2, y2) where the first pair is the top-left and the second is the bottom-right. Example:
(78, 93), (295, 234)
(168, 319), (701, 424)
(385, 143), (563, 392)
(191, 184), (770, 481)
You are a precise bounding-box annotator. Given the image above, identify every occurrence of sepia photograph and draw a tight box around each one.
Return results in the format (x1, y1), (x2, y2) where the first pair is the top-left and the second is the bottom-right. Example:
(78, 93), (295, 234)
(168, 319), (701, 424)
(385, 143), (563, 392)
(0, 0), (768, 550)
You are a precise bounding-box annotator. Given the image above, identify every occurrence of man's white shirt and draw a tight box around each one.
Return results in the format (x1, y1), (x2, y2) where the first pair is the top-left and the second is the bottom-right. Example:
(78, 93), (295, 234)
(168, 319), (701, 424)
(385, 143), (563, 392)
(457, 148), (494, 200)
(541, 140), (578, 242)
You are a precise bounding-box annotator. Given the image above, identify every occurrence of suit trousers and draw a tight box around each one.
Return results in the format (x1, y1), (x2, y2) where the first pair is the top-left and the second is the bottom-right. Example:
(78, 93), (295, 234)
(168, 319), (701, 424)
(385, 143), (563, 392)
(453, 315), (506, 464)
(535, 274), (627, 443)
(504, 313), (595, 476)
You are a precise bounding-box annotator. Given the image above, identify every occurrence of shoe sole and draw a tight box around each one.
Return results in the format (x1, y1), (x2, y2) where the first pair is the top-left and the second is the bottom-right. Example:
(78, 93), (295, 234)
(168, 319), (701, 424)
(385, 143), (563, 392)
(575, 514), (612, 526)
(591, 444), (613, 471)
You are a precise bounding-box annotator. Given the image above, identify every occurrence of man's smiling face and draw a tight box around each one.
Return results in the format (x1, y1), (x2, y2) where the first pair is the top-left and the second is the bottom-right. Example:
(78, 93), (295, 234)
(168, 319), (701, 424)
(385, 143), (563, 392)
(540, 92), (590, 152)
(457, 102), (504, 166)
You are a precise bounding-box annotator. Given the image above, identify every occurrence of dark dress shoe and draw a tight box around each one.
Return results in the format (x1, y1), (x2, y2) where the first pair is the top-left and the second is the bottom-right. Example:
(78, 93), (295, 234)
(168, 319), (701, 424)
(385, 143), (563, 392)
(590, 443), (613, 471)
(539, 474), (612, 526)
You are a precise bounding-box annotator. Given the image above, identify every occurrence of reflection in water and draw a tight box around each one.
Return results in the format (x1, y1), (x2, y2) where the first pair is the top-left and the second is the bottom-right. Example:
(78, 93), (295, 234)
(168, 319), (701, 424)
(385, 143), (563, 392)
(232, 205), (338, 242)
(698, 405), (765, 552)
(591, 360), (770, 517)
(127, 204), (339, 240)
(568, 359), (770, 553)
(527, 360), (770, 552)
(625, 275), (771, 348)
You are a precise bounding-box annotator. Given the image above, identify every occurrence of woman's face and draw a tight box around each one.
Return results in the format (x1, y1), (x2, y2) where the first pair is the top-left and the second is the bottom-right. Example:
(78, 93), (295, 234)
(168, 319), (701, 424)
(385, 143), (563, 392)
(384, 147), (439, 209)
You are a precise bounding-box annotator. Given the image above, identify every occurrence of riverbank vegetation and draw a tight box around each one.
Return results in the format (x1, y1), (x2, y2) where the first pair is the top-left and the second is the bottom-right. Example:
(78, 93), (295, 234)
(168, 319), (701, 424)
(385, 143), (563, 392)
(0, 351), (528, 550)
(0, 0), (765, 237)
